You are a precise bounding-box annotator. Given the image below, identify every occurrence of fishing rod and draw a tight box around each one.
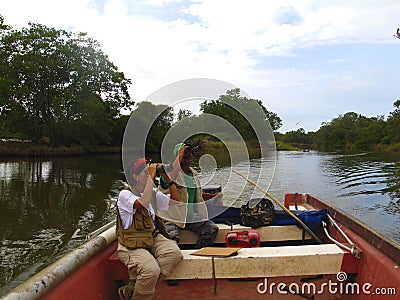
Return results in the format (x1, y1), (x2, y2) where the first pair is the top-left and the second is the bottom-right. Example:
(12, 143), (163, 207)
(232, 169), (323, 244)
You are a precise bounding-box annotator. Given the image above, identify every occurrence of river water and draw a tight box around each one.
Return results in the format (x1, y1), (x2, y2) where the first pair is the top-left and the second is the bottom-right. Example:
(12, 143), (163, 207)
(0, 151), (399, 295)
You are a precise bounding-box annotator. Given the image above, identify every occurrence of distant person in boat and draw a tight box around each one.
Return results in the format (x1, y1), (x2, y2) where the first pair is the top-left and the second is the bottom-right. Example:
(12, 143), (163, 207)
(159, 142), (220, 249)
(116, 152), (184, 300)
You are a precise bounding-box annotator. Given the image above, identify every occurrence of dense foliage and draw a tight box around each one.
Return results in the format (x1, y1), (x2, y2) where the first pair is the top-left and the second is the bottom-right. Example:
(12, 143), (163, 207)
(0, 17), (133, 146)
(279, 100), (400, 152)
(200, 88), (282, 139)
(128, 90), (281, 155)
(129, 101), (174, 153)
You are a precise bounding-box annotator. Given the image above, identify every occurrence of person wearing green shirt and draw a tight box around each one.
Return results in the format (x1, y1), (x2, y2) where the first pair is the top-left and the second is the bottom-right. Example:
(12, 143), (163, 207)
(159, 143), (220, 249)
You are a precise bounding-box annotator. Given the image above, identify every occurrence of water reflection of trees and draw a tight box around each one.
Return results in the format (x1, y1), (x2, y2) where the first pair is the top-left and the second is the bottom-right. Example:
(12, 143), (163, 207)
(0, 155), (123, 291)
(385, 161), (400, 204)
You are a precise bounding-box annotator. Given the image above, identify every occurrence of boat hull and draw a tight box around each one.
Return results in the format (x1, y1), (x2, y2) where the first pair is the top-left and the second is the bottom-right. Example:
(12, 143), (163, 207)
(1, 194), (399, 300)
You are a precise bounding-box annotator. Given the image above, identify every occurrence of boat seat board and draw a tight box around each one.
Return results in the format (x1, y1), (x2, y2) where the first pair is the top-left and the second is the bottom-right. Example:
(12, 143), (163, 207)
(167, 244), (347, 279)
(179, 223), (311, 245)
(107, 244), (359, 281)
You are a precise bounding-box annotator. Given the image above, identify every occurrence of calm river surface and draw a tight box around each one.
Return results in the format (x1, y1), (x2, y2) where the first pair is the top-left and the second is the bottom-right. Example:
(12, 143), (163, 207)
(1, 151), (399, 295)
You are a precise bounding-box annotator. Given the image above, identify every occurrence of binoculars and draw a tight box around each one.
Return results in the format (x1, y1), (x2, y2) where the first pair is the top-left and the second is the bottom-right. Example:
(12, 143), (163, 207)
(155, 164), (173, 175)
(184, 144), (202, 155)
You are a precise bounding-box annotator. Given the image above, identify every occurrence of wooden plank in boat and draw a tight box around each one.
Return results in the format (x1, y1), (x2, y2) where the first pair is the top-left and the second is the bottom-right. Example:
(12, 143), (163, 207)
(167, 244), (345, 279)
(179, 223), (311, 245)
(191, 247), (241, 257)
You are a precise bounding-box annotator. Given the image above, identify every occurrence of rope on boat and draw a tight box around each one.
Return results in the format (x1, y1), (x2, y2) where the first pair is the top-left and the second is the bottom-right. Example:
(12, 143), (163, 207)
(322, 214), (360, 258)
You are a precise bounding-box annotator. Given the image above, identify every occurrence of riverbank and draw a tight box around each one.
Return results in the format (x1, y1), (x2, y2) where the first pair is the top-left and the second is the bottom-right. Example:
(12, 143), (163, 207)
(1, 139), (398, 157)
(372, 143), (400, 152)
(0, 140), (267, 157)
(0, 141), (121, 157)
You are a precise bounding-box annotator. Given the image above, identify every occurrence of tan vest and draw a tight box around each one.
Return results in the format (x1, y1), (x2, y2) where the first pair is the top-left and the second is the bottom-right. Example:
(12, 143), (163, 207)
(116, 186), (169, 249)
(158, 167), (208, 228)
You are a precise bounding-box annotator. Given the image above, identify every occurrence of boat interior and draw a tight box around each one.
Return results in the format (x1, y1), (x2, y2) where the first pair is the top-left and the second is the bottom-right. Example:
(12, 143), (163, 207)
(107, 200), (359, 283)
(6, 193), (398, 300)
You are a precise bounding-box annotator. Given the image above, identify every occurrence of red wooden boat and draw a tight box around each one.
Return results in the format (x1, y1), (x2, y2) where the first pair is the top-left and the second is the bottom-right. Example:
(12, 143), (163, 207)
(1, 194), (399, 300)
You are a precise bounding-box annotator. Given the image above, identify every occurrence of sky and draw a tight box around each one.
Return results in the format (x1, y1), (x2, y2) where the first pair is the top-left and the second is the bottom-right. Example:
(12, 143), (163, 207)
(1, 0), (399, 133)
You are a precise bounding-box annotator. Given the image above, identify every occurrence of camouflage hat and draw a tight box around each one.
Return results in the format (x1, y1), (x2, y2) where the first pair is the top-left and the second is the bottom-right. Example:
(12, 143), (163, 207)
(173, 143), (185, 156)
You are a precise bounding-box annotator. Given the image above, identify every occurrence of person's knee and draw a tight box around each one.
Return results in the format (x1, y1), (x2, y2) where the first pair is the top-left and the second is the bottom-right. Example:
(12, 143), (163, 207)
(171, 246), (183, 263)
(140, 260), (161, 281)
(161, 242), (183, 262)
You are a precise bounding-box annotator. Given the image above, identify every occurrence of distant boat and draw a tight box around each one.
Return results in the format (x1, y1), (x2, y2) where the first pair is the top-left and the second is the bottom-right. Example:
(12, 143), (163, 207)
(1, 193), (399, 299)
(302, 148), (310, 152)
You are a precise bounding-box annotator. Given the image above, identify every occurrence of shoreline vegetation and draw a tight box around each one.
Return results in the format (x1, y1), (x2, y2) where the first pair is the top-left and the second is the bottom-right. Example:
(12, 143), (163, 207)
(0, 140), (122, 157)
(1, 139), (399, 158)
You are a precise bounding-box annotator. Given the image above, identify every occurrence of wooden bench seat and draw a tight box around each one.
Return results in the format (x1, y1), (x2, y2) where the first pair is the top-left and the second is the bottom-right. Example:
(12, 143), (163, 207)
(168, 244), (354, 279)
(107, 244), (358, 281)
(107, 223), (317, 281)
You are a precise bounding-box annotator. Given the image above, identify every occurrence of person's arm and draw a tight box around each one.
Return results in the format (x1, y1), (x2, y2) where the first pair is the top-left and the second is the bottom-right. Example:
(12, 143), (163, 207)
(165, 146), (185, 182)
(134, 163), (157, 209)
(160, 171), (180, 204)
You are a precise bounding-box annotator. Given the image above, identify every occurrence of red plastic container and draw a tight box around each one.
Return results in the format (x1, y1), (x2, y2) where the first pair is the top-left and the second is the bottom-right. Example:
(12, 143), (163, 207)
(226, 231), (260, 248)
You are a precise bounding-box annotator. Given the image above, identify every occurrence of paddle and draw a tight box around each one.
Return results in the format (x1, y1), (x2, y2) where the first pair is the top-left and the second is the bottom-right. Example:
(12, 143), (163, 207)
(232, 169), (323, 244)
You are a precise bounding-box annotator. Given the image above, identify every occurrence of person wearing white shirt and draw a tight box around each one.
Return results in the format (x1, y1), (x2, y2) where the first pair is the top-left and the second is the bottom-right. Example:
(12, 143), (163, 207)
(116, 150), (184, 300)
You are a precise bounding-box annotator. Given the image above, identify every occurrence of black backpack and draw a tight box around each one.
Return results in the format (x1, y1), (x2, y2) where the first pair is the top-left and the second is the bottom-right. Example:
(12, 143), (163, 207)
(240, 198), (275, 228)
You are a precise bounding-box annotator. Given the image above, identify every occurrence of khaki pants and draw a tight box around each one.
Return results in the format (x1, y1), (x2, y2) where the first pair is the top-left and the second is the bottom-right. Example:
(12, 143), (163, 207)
(117, 234), (183, 300)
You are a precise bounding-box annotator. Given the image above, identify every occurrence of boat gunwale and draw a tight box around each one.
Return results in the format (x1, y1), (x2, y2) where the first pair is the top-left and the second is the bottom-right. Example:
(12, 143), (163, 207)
(305, 193), (400, 266)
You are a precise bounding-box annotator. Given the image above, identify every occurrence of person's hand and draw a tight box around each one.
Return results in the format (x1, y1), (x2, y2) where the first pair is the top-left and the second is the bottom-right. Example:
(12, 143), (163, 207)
(146, 163), (157, 179)
(168, 146), (186, 181)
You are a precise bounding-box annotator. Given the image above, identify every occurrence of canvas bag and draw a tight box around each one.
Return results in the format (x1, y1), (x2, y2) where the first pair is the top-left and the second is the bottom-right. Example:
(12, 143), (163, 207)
(240, 198), (275, 227)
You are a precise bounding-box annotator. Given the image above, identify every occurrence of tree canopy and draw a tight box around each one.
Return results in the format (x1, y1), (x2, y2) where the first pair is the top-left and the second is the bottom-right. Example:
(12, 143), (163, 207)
(384, 100), (400, 144)
(276, 98), (400, 152)
(312, 112), (387, 151)
(0, 18), (133, 146)
(200, 88), (282, 139)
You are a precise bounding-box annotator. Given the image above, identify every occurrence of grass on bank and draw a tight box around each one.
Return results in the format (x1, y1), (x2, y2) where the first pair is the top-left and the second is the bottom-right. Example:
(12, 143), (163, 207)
(1, 139), (398, 158)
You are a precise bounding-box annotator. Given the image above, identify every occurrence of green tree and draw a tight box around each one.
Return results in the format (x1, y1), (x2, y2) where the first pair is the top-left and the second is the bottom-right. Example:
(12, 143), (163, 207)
(281, 128), (313, 145)
(200, 88), (282, 142)
(0, 20), (133, 145)
(313, 112), (386, 151)
(177, 109), (193, 121)
(129, 101), (174, 154)
(384, 99), (400, 144)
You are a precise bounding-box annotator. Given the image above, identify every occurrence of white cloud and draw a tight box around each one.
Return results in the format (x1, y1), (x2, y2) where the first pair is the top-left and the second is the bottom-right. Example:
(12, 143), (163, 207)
(1, 0), (399, 132)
